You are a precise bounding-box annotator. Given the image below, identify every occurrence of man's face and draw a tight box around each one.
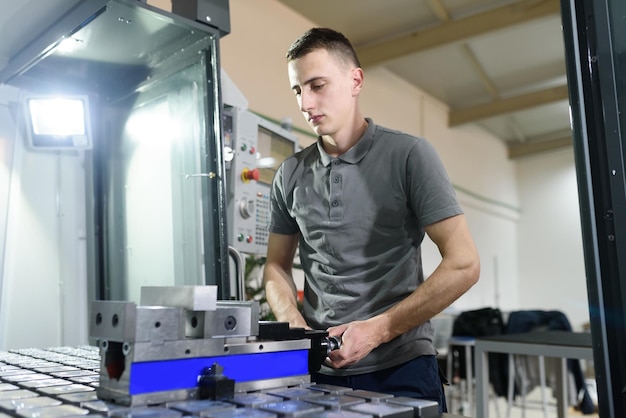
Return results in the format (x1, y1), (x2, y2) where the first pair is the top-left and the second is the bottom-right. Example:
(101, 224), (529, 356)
(288, 49), (359, 137)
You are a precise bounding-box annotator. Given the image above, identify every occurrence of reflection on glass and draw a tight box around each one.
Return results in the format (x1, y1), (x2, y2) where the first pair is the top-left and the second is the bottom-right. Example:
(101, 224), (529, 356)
(107, 64), (208, 303)
(257, 126), (295, 185)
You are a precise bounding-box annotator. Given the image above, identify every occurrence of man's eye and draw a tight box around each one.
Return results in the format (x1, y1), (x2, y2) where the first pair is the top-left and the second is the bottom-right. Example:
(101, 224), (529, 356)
(312, 84), (324, 90)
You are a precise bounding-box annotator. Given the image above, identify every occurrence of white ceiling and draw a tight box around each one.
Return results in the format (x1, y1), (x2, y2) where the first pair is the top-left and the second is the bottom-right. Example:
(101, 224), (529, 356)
(0, 0), (571, 158)
(276, 0), (572, 158)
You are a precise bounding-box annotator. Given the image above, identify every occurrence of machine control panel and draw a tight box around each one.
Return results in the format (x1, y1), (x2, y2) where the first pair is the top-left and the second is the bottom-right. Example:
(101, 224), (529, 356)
(223, 107), (297, 255)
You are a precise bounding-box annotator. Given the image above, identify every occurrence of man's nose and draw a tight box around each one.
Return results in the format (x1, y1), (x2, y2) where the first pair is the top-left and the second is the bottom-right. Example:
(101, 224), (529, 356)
(300, 90), (314, 112)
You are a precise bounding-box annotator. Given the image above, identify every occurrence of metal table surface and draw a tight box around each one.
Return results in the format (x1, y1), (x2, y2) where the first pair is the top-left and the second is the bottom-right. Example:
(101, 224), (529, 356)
(1, 345), (455, 417)
(474, 331), (593, 418)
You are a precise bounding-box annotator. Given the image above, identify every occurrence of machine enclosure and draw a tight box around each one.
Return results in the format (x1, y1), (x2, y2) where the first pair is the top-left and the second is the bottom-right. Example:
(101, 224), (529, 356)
(172, 0), (231, 36)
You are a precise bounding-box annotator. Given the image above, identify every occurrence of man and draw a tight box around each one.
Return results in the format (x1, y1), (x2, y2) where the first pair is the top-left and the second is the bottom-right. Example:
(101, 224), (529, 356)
(263, 27), (480, 410)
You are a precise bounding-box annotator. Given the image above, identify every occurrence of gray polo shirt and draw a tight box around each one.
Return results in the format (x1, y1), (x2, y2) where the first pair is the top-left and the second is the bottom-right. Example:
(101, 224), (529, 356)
(269, 118), (462, 375)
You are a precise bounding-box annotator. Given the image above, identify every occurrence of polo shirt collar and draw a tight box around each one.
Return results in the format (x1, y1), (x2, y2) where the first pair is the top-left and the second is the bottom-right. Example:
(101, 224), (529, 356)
(317, 118), (376, 166)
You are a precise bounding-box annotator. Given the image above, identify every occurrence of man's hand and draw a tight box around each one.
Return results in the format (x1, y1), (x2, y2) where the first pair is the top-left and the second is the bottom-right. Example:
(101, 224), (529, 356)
(324, 319), (385, 368)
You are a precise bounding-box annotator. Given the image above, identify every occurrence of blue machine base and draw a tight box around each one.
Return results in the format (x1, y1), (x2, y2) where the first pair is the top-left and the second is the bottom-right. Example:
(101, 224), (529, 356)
(129, 350), (309, 395)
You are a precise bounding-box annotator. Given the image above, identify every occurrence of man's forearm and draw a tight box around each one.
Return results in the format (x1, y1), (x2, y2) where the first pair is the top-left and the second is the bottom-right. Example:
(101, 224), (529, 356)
(373, 259), (479, 345)
(263, 264), (308, 328)
(369, 214), (481, 344)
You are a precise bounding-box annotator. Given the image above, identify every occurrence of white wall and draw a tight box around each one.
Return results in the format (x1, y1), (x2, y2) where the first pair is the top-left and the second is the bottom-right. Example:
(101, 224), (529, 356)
(516, 148), (589, 329)
(0, 85), (88, 349)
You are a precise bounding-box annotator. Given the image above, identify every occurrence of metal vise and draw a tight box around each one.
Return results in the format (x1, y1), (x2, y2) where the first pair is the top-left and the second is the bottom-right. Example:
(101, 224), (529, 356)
(89, 286), (311, 406)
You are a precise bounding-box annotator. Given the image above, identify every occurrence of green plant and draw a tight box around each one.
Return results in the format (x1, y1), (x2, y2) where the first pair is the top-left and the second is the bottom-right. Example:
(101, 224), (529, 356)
(244, 254), (304, 322)
(244, 255), (276, 321)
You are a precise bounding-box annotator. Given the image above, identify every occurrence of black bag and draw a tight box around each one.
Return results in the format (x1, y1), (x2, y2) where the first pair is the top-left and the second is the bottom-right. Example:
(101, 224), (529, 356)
(452, 307), (504, 338)
(450, 307), (508, 397)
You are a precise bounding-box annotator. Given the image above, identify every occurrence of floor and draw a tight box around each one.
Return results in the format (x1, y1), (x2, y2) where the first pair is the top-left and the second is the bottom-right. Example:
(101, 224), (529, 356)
(446, 384), (599, 418)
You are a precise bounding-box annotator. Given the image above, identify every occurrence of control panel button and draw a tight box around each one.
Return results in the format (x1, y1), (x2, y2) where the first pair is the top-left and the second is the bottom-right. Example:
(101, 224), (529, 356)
(241, 167), (260, 182)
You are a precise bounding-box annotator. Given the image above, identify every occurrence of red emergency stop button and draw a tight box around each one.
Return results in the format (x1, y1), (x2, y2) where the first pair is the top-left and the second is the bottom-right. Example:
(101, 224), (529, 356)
(241, 167), (260, 182)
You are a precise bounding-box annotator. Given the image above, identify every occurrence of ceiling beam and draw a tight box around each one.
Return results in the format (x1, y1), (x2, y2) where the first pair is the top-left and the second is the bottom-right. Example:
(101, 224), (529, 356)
(356, 0), (560, 67)
(449, 84), (570, 126)
(427, 0), (451, 22)
(460, 44), (500, 99)
(508, 135), (572, 159)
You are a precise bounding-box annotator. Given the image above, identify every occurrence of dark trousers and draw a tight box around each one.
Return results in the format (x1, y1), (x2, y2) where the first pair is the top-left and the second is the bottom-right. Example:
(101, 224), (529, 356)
(311, 355), (448, 413)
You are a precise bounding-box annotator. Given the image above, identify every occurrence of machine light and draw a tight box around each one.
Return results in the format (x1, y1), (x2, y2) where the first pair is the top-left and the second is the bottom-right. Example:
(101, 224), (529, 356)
(24, 95), (92, 150)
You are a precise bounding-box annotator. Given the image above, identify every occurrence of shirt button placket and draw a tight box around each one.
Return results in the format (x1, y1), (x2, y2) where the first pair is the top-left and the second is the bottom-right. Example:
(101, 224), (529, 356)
(329, 160), (342, 220)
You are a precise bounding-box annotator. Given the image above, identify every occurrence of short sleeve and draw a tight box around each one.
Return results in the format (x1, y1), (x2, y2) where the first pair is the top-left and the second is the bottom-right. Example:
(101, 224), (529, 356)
(406, 138), (462, 226)
(268, 160), (300, 235)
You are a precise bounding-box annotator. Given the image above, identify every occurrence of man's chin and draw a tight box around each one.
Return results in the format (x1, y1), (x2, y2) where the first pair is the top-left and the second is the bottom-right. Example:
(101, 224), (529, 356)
(309, 124), (323, 136)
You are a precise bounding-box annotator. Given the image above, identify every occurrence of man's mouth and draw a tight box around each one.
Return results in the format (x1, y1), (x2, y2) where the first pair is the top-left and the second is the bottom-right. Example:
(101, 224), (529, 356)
(309, 115), (323, 124)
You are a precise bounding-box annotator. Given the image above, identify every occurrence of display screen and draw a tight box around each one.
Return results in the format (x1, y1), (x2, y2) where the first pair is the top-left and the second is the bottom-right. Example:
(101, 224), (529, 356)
(257, 125), (295, 185)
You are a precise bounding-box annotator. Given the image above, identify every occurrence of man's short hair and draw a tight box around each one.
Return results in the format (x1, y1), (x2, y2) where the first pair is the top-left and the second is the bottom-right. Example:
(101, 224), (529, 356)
(286, 27), (361, 69)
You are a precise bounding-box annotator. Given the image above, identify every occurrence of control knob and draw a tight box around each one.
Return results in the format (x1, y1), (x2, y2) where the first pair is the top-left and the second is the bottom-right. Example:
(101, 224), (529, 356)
(239, 198), (255, 219)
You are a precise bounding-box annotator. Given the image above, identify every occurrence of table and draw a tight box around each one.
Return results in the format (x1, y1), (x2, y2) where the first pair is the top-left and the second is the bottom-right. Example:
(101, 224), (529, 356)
(446, 336), (476, 413)
(474, 331), (593, 418)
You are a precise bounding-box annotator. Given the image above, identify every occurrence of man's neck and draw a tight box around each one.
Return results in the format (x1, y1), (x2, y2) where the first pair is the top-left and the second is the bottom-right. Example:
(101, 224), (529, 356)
(321, 118), (368, 157)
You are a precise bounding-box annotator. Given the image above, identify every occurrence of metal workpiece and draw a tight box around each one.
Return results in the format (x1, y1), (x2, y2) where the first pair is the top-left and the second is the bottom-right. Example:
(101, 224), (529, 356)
(140, 286), (218, 311)
(138, 287), (259, 339)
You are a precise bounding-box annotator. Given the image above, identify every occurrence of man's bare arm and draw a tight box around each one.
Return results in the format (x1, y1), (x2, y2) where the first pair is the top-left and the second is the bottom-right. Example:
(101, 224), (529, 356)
(327, 214), (480, 368)
(263, 231), (308, 328)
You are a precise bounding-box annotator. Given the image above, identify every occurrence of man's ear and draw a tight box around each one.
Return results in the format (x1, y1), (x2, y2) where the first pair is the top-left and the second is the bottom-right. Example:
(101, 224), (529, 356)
(352, 67), (364, 95)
